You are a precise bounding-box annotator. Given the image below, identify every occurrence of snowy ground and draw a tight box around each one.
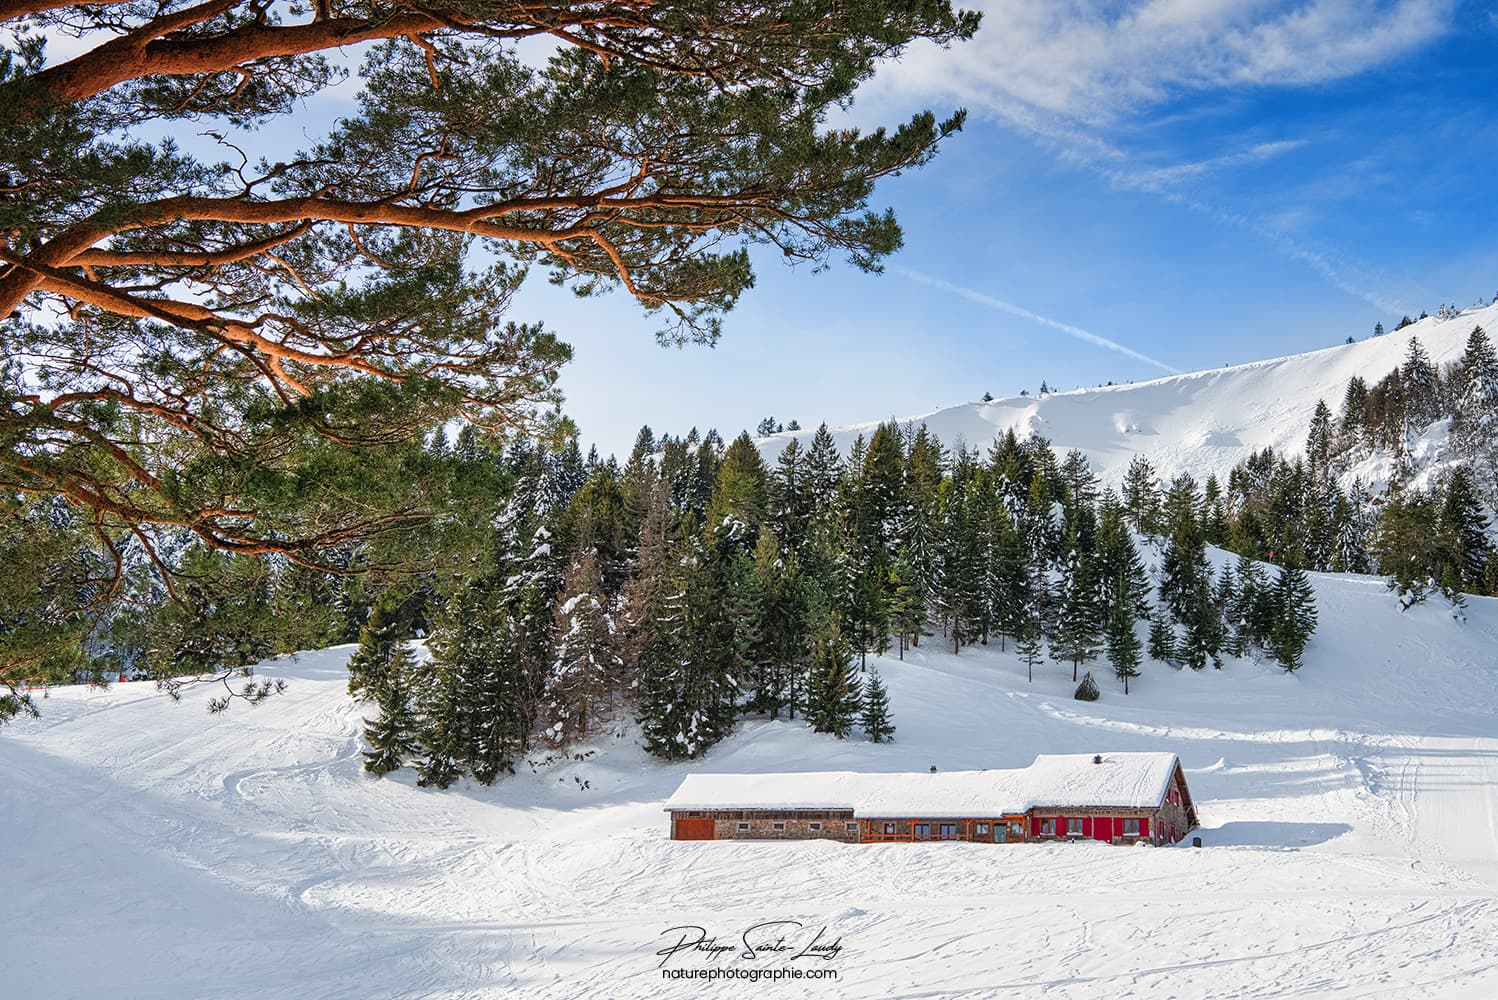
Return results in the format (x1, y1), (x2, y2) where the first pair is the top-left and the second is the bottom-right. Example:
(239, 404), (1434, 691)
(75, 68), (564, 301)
(6, 569), (1498, 998)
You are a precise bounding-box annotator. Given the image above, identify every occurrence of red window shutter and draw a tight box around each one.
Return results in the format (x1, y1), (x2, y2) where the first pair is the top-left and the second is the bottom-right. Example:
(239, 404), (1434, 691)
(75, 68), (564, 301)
(1093, 817), (1112, 842)
(1138, 816), (1150, 838)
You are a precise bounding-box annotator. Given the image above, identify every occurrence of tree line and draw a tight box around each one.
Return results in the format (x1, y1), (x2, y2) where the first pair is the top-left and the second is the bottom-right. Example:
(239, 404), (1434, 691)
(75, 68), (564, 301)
(344, 417), (1317, 785)
(1209, 325), (1497, 606)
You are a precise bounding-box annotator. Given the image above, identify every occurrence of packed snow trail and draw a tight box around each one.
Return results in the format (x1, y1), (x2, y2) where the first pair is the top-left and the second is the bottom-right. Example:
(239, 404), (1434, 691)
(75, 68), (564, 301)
(6, 572), (1498, 998)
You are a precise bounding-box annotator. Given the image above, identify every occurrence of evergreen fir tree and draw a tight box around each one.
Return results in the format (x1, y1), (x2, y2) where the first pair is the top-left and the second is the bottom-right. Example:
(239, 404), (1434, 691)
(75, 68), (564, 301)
(346, 594), (402, 700)
(1453, 326), (1498, 471)
(1371, 489), (1445, 602)
(768, 438), (813, 552)
(1179, 578), (1223, 671)
(469, 606), (531, 785)
(1440, 467), (1492, 591)
(1339, 376), (1370, 453)
(637, 535), (739, 759)
(1122, 456), (1162, 534)
(888, 551), (926, 659)
(861, 669), (896, 743)
(1051, 544), (1104, 682)
(362, 642), (420, 776)
(1105, 590), (1143, 694)
(1268, 565), (1318, 671)
(805, 423), (843, 514)
(1202, 475), (1229, 546)
(544, 551), (622, 747)
(1016, 613), (1044, 684)
(417, 582), (504, 786)
(1147, 606), (1177, 665)
(415, 652), (465, 789)
(985, 500), (1029, 651)
(1305, 400), (1335, 483)
(805, 622), (863, 738)
(901, 424), (946, 640)
(1095, 495), (1151, 618)
(1401, 336), (1440, 430)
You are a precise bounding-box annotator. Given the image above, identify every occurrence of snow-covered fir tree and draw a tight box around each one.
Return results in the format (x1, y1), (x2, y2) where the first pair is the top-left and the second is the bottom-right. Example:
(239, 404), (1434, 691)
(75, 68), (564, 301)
(544, 551), (621, 747)
(362, 642), (420, 776)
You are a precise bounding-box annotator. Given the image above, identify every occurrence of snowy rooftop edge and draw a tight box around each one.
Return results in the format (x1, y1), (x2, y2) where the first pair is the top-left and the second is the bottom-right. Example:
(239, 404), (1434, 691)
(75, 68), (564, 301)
(663, 753), (1181, 817)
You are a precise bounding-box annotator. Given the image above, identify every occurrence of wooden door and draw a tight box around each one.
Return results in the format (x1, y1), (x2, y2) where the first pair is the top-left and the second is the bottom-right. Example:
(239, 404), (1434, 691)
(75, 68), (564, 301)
(674, 817), (715, 840)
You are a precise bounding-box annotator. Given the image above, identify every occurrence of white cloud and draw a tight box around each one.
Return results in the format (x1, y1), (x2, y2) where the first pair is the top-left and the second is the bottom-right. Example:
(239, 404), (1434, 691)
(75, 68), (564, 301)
(881, 0), (1454, 128)
(1110, 138), (1308, 193)
(862, 3), (1438, 315)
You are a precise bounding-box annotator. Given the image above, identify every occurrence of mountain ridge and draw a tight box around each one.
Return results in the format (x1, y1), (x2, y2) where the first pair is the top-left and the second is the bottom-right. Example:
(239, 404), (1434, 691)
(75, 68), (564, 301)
(756, 303), (1498, 489)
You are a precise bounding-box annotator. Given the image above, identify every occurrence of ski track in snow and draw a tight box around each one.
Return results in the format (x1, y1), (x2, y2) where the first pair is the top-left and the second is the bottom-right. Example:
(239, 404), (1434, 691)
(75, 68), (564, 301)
(7, 572), (1498, 998)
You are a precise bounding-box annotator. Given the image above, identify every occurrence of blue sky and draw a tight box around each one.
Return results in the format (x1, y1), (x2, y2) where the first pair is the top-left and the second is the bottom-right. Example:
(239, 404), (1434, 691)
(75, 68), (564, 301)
(45, 2), (1497, 457)
(537, 0), (1498, 456)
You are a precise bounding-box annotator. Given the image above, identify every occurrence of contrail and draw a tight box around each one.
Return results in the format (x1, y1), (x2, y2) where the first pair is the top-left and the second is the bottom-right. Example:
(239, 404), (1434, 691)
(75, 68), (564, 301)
(895, 267), (1181, 374)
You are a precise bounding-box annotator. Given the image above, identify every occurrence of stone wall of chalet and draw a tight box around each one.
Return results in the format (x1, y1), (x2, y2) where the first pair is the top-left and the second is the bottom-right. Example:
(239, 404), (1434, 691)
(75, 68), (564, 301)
(670, 809), (859, 841)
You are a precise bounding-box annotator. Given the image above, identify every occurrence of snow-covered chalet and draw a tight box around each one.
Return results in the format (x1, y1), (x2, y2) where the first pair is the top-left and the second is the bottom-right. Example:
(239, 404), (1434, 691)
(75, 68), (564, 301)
(664, 752), (1198, 846)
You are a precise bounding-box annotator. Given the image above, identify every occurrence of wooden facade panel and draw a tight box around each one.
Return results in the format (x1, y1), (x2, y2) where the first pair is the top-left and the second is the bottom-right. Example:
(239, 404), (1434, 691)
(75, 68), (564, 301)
(673, 817), (715, 841)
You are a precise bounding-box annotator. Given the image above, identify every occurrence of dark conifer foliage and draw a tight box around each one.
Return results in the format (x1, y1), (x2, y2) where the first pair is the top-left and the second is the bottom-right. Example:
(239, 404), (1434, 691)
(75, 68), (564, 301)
(1106, 595), (1144, 694)
(1269, 566), (1318, 672)
(805, 623), (862, 739)
(1147, 607), (1177, 666)
(363, 643), (421, 776)
(347, 595), (404, 700)
(861, 670), (896, 743)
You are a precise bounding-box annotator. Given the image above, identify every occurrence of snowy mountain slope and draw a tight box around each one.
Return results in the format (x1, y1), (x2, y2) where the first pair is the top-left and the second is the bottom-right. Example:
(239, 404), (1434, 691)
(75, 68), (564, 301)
(6, 567), (1498, 998)
(759, 304), (1498, 486)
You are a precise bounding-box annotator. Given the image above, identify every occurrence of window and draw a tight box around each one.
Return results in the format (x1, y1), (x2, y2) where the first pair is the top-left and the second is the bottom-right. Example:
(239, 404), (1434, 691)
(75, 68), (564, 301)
(1067, 818), (1084, 836)
(1040, 819), (1054, 836)
(1009, 822), (1025, 838)
(846, 823), (857, 833)
(809, 823), (821, 831)
(1123, 818), (1140, 837)
(938, 823), (957, 840)
(737, 822), (749, 832)
(914, 823), (931, 840)
(773, 822), (785, 831)
(976, 823), (989, 835)
(884, 823), (896, 835)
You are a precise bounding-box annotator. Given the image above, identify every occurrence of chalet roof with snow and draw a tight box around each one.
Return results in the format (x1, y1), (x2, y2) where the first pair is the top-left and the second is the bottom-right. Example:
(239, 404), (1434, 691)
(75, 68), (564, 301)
(664, 752), (1185, 819)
